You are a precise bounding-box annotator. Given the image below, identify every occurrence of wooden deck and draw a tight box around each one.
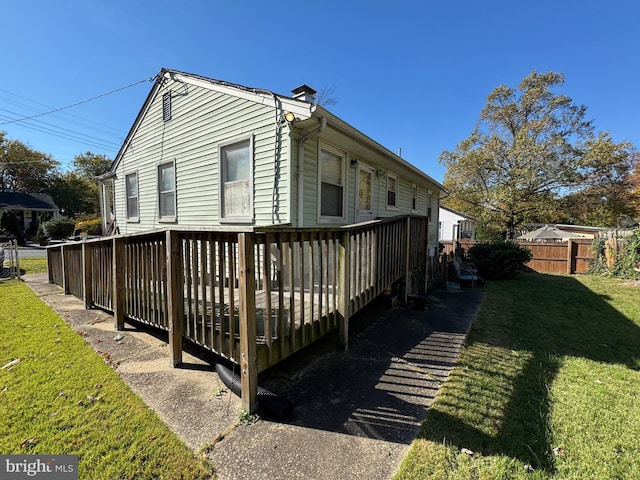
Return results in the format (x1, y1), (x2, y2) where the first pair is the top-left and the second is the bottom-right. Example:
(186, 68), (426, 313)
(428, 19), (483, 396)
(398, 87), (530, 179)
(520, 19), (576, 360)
(47, 216), (446, 412)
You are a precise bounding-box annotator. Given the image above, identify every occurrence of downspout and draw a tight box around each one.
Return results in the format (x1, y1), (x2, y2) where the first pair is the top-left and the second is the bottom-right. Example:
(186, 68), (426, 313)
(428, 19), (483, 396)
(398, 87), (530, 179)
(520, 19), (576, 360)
(296, 117), (327, 227)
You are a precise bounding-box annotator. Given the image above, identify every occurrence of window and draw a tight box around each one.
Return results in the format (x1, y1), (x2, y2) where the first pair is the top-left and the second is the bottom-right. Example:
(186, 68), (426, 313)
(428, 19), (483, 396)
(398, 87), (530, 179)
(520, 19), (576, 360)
(162, 92), (172, 122)
(411, 184), (418, 212)
(125, 172), (139, 221)
(319, 144), (346, 219)
(220, 136), (253, 220)
(387, 173), (398, 209)
(158, 161), (176, 220)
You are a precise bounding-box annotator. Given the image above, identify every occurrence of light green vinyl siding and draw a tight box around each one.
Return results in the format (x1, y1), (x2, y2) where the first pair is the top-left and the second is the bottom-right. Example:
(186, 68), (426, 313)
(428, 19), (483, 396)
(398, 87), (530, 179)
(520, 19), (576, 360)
(113, 78), (289, 234)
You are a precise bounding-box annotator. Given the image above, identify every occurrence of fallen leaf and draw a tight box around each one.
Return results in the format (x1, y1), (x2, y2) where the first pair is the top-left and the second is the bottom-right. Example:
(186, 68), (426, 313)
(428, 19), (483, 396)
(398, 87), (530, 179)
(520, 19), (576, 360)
(553, 446), (565, 456)
(524, 464), (535, 472)
(2, 359), (22, 369)
(461, 448), (474, 455)
(20, 438), (39, 449)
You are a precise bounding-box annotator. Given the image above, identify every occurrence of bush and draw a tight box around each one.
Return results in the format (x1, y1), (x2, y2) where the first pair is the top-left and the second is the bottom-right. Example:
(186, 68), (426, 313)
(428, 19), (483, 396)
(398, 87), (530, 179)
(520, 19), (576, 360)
(74, 217), (102, 236)
(41, 217), (76, 240)
(468, 240), (533, 280)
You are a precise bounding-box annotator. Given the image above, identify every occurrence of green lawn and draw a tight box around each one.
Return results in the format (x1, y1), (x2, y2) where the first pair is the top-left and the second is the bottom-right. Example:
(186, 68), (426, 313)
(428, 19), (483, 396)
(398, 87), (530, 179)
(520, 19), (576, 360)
(0, 280), (215, 480)
(395, 273), (640, 480)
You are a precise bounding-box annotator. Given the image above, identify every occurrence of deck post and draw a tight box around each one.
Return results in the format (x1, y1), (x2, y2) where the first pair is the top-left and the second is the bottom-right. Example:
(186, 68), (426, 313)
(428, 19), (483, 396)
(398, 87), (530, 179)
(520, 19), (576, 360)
(82, 241), (93, 309)
(400, 216), (411, 305)
(238, 232), (258, 414)
(113, 237), (125, 330)
(166, 229), (184, 367)
(337, 230), (351, 351)
(47, 247), (54, 284)
(61, 244), (69, 294)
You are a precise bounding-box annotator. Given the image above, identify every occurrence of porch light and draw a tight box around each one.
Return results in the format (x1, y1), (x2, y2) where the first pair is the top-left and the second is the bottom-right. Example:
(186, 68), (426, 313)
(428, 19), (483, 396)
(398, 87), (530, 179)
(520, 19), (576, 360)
(284, 111), (296, 123)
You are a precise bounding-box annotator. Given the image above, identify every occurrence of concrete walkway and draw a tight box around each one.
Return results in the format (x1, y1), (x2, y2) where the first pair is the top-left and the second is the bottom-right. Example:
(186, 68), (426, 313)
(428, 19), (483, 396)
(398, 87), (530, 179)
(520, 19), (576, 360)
(24, 273), (484, 480)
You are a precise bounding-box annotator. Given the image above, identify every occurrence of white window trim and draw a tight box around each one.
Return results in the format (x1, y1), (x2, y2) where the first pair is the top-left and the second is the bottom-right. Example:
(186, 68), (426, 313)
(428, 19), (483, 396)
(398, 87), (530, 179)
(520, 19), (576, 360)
(157, 160), (177, 223)
(411, 183), (418, 213)
(317, 141), (347, 223)
(125, 170), (139, 222)
(386, 172), (399, 210)
(218, 134), (254, 224)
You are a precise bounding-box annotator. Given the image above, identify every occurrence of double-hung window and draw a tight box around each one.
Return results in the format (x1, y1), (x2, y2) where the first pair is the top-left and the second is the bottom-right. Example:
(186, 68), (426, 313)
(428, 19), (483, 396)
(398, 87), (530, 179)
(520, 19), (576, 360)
(319, 143), (346, 220)
(158, 161), (176, 221)
(220, 136), (253, 221)
(387, 172), (398, 209)
(125, 172), (139, 221)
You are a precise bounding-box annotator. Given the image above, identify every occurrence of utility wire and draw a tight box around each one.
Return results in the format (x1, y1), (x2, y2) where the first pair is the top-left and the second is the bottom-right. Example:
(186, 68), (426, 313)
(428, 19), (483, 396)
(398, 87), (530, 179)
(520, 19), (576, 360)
(0, 76), (154, 126)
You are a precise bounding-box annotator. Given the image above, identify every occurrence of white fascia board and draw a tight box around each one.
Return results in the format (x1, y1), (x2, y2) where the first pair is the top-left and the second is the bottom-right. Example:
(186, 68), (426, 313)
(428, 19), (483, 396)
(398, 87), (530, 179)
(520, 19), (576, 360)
(314, 105), (448, 194)
(167, 71), (313, 120)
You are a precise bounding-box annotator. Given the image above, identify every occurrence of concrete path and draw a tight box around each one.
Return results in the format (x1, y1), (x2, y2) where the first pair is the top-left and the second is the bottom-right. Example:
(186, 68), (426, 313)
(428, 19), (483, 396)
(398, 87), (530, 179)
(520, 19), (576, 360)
(24, 273), (484, 480)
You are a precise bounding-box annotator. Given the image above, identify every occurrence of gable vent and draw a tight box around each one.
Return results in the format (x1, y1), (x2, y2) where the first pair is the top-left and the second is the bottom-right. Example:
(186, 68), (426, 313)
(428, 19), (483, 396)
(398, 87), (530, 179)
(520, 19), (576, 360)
(162, 92), (172, 122)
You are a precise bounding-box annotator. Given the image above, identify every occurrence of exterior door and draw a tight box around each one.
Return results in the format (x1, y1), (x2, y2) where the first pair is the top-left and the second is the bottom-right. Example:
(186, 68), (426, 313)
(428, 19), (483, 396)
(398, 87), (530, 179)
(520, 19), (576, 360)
(356, 164), (375, 223)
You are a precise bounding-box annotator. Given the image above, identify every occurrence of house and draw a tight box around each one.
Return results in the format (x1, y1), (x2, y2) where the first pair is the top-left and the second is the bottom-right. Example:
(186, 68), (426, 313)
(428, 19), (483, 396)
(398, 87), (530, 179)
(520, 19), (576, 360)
(98, 68), (446, 255)
(0, 192), (59, 237)
(438, 206), (477, 242)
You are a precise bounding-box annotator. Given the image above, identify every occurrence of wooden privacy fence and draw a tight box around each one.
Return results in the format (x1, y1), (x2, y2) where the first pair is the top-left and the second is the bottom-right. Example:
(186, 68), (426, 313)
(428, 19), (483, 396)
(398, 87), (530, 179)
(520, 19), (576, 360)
(441, 239), (596, 274)
(47, 215), (439, 412)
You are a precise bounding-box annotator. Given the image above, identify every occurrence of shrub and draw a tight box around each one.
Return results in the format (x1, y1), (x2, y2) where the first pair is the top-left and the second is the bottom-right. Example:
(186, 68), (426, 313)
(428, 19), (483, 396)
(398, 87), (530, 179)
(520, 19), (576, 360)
(468, 240), (533, 280)
(0, 211), (25, 245)
(74, 217), (102, 236)
(41, 217), (76, 240)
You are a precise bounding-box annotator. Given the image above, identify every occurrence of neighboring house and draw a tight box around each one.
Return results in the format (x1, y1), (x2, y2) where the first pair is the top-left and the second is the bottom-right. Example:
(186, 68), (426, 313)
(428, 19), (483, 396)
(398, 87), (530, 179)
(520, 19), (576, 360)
(438, 206), (477, 242)
(98, 68), (446, 255)
(522, 223), (605, 240)
(0, 192), (59, 236)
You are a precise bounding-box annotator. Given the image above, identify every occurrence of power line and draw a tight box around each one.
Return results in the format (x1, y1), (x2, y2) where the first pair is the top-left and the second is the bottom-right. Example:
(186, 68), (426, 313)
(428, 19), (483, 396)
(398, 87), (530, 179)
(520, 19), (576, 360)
(0, 76), (154, 126)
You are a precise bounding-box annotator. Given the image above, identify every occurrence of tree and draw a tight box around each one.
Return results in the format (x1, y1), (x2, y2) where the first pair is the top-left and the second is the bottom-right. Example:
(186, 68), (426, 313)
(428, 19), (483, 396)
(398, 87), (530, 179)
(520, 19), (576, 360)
(440, 71), (634, 238)
(556, 136), (637, 227)
(73, 151), (111, 180)
(48, 152), (111, 218)
(0, 132), (59, 192)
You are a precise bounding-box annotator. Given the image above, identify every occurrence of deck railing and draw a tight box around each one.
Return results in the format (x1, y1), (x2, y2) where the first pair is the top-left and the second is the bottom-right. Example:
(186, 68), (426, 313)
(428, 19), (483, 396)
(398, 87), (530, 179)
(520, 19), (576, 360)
(47, 215), (438, 412)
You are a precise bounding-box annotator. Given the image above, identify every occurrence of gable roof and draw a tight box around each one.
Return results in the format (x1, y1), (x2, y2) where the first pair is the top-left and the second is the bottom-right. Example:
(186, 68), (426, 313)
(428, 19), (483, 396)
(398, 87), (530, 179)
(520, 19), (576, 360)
(440, 205), (477, 221)
(104, 68), (447, 194)
(0, 192), (58, 211)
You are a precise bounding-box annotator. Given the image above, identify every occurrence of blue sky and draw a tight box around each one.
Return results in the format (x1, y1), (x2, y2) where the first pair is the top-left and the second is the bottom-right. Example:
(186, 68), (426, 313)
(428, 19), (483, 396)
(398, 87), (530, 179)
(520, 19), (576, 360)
(3, 0), (639, 183)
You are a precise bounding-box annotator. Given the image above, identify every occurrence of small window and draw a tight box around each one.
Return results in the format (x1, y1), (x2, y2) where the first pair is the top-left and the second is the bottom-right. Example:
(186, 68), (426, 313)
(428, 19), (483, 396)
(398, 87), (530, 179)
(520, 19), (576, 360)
(387, 173), (398, 209)
(220, 136), (253, 220)
(125, 172), (139, 221)
(158, 161), (176, 221)
(162, 92), (172, 122)
(411, 184), (418, 212)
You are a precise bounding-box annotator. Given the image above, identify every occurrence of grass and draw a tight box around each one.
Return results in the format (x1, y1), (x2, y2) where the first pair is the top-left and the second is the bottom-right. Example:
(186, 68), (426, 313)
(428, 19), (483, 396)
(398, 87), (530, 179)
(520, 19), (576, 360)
(394, 273), (640, 480)
(0, 280), (215, 480)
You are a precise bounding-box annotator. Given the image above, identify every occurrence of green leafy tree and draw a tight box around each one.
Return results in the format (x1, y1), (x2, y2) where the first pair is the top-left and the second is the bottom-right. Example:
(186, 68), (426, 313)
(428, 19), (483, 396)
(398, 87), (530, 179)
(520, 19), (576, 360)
(48, 152), (111, 218)
(73, 151), (111, 180)
(0, 132), (59, 192)
(441, 71), (634, 238)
